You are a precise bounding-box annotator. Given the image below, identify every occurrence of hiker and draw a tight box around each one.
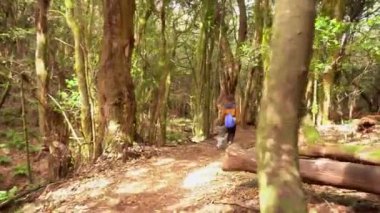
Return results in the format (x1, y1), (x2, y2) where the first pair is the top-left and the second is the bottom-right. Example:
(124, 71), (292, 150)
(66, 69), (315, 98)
(221, 94), (239, 144)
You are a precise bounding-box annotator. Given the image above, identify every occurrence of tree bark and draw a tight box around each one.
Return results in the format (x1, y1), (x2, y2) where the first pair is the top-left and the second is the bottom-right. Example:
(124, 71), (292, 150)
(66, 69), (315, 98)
(35, 0), (71, 181)
(35, 0), (50, 140)
(96, 0), (137, 160)
(320, 0), (346, 124)
(148, 0), (171, 146)
(240, 0), (264, 127)
(65, 0), (93, 157)
(255, 0), (316, 212)
(192, 0), (216, 142)
(0, 68), (11, 110)
(223, 144), (380, 195)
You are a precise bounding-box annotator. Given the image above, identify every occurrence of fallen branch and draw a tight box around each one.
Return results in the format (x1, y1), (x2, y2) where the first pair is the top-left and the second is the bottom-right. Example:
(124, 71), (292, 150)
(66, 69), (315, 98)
(222, 144), (380, 195)
(0, 183), (48, 209)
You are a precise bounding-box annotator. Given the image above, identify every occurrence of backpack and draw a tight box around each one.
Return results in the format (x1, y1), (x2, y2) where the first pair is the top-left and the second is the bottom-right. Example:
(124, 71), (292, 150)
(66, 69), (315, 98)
(224, 113), (236, 128)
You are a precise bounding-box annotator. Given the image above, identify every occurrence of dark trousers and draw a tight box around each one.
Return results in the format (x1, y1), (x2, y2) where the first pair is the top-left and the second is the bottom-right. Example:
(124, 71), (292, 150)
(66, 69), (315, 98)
(226, 125), (236, 142)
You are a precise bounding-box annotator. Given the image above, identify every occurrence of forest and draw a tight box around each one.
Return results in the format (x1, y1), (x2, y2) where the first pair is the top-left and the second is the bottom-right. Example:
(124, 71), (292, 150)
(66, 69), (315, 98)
(0, 0), (379, 212)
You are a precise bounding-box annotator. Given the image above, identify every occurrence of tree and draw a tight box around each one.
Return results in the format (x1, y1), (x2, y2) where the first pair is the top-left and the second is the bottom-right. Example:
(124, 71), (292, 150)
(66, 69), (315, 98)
(35, 0), (50, 140)
(64, 0), (94, 157)
(95, 0), (137, 160)
(147, 0), (171, 146)
(256, 0), (316, 212)
(240, 0), (265, 126)
(35, 0), (72, 180)
(192, 0), (216, 141)
(320, 0), (346, 124)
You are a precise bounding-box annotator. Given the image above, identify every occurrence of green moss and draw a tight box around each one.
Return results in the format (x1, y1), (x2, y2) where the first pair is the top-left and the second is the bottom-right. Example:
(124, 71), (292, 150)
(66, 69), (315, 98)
(366, 150), (380, 159)
(340, 144), (364, 154)
(301, 124), (320, 144)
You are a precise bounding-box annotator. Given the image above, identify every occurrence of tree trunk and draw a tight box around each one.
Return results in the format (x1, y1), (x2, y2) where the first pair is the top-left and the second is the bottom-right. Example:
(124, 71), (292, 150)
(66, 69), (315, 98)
(96, 0), (137, 160)
(240, 0), (264, 127)
(192, 0), (216, 142)
(35, 0), (50, 140)
(223, 144), (380, 195)
(65, 0), (93, 157)
(255, 0), (316, 212)
(35, 0), (71, 181)
(0, 68), (12, 110)
(320, 0), (346, 124)
(148, 0), (171, 146)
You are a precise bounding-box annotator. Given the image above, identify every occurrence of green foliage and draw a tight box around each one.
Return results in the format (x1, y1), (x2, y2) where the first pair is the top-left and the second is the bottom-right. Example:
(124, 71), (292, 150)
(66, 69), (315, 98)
(0, 27), (35, 41)
(0, 155), (12, 165)
(312, 16), (348, 74)
(0, 186), (18, 202)
(3, 129), (25, 150)
(239, 41), (261, 67)
(301, 124), (320, 144)
(29, 144), (43, 153)
(58, 75), (80, 113)
(341, 144), (364, 154)
(13, 164), (28, 177)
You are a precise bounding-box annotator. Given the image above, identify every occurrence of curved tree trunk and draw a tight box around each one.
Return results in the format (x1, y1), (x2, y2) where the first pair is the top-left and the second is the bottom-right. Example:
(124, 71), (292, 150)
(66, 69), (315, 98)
(256, 0), (316, 212)
(65, 0), (93, 157)
(95, 0), (137, 161)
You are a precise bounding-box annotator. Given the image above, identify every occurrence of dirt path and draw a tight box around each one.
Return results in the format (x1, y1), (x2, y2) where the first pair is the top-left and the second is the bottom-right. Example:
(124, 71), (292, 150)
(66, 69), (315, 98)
(19, 128), (380, 212)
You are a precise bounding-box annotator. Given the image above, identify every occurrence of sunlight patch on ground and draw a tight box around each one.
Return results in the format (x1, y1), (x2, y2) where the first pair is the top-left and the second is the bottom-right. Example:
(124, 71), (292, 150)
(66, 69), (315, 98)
(45, 177), (111, 201)
(115, 180), (167, 195)
(124, 167), (150, 178)
(182, 162), (222, 189)
(152, 158), (176, 166)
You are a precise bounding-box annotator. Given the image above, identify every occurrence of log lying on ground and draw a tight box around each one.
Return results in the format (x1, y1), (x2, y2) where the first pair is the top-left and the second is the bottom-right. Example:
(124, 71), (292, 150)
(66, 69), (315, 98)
(299, 144), (380, 166)
(222, 144), (380, 195)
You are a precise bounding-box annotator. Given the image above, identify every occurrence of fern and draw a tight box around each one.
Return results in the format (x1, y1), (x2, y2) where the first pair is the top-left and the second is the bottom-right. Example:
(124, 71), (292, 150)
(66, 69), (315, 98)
(0, 156), (11, 165)
(13, 164), (28, 177)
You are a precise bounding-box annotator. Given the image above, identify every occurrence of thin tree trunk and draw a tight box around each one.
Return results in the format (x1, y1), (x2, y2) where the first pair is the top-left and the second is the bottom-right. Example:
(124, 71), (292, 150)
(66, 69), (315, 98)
(20, 75), (33, 183)
(65, 0), (93, 158)
(256, 0), (316, 212)
(320, 0), (346, 124)
(148, 0), (170, 146)
(35, 0), (50, 140)
(96, 0), (137, 160)
(0, 68), (12, 110)
(240, 0), (264, 127)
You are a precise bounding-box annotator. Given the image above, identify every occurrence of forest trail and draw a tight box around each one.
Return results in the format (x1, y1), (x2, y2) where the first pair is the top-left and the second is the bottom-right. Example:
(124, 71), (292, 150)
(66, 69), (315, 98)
(21, 128), (259, 212)
(19, 127), (380, 212)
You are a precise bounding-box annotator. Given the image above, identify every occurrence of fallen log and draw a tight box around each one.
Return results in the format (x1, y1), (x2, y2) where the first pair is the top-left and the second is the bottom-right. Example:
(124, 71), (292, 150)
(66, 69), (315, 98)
(299, 144), (380, 166)
(222, 144), (380, 195)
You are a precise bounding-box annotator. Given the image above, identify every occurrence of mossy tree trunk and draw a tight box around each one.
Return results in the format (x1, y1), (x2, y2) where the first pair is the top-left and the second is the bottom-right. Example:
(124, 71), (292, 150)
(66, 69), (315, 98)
(148, 0), (171, 146)
(95, 0), (137, 160)
(35, 0), (71, 180)
(320, 0), (346, 124)
(240, 0), (264, 127)
(192, 0), (216, 142)
(256, 0), (316, 212)
(64, 0), (93, 158)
